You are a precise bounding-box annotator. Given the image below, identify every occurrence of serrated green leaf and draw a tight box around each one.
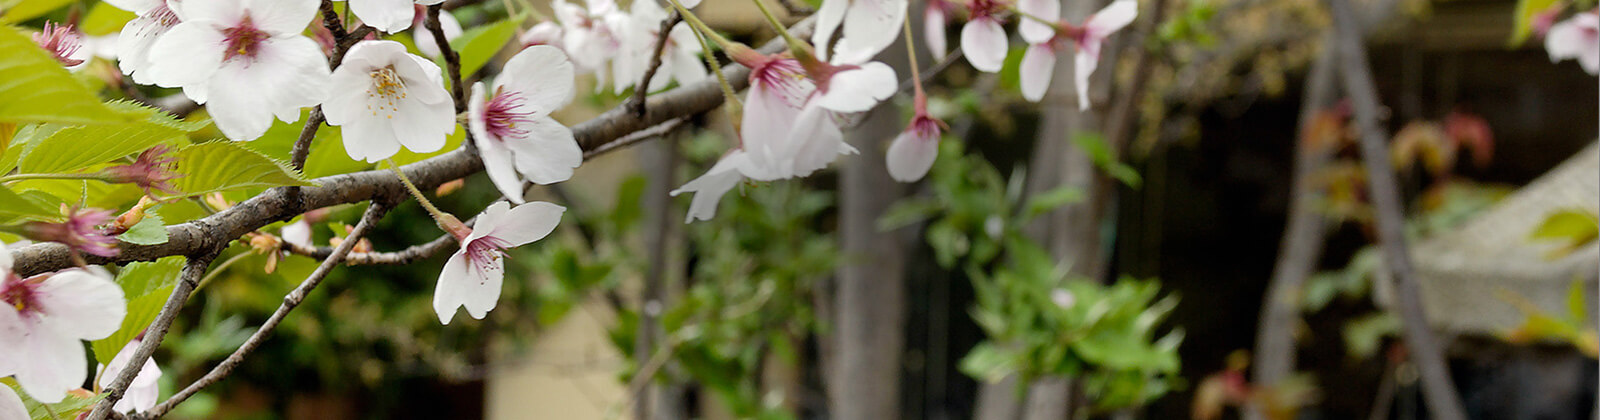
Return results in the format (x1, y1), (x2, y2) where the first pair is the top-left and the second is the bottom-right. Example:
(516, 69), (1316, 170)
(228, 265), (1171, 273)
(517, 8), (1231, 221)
(0, 27), (129, 124)
(0, 0), (72, 23)
(80, 1), (137, 36)
(451, 17), (523, 77)
(168, 141), (315, 196)
(18, 121), (187, 174)
(118, 213), (167, 245)
(115, 257), (184, 297)
(0, 184), (53, 218)
(91, 285), (171, 365)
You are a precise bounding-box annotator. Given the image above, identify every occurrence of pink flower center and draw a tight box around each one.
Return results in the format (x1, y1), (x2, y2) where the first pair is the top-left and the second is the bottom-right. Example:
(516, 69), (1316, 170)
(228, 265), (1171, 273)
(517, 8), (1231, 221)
(967, 0), (1006, 20)
(33, 22), (84, 67)
(484, 90), (537, 140)
(751, 59), (811, 108)
(465, 236), (514, 279)
(1, 277), (41, 318)
(222, 17), (270, 62)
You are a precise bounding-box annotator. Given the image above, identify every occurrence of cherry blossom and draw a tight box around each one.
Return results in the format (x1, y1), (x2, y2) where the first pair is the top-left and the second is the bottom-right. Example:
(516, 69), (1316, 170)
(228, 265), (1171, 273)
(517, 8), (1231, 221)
(1546, 10), (1598, 75)
(144, 0), (331, 141)
(468, 46), (582, 202)
(345, 0), (446, 33)
(813, 0), (908, 63)
(0, 244), (126, 404)
(960, 0), (1009, 72)
(553, 0), (625, 81)
(0, 384), (24, 420)
(520, 21), (565, 48)
(106, 0), (184, 84)
(324, 40), (456, 163)
(1018, 0), (1136, 109)
(886, 94), (945, 182)
(412, 5), (462, 57)
(33, 22), (87, 68)
(434, 202), (565, 324)
(98, 338), (163, 414)
(611, 0), (705, 93)
(924, 0), (957, 61)
(104, 145), (182, 196)
(20, 207), (119, 258)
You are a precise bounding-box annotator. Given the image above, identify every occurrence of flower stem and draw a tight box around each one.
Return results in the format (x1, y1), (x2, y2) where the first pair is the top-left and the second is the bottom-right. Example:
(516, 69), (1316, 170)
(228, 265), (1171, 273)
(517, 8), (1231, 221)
(670, 0), (744, 133)
(0, 172), (110, 184)
(1008, 6), (1063, 30)
(748, 0), (814, 60)
(384, 159), (452, 227)
(903, 16), (925, 98)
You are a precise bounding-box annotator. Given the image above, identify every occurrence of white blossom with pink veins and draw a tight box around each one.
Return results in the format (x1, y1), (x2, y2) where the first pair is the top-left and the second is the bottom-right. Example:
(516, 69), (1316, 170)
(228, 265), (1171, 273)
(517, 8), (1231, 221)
(1546, 10), (1598, 75)
(144, 0), (331, 141)
(960, 0), (1009, 72)
(98, 338), (163, 414)
(0, 385), (25, 420)
(0, 241), (126, 404)
(324, 40), (456, 163)
(813, 0), (908, 63)
(434, 202), (565, 324)
(345, 0), (445, 33)
(469, 46), (583, 203)
(1018, 0), (1135, 109)
(105, 0), (183, 84)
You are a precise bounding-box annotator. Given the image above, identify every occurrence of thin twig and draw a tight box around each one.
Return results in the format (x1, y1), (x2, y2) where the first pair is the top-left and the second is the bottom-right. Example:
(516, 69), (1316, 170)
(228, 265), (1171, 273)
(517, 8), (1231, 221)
(1328, 1), (1466, 419)
(137, 202), (392, 419)
(426, 5), (467, 113)
(628, 11), (682, 117)
(282, 233), (456, 265)
(895, 48), (963, 94)
(583, 117), (689, 159)
(289, 108), (326, 171)
(318, 0), (348, 39)
(773, 0), (814, 16)
(86, 253), (219, 420)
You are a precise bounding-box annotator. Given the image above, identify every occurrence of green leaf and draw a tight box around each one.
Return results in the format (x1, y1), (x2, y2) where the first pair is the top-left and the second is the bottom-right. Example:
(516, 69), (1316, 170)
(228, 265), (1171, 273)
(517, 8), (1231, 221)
(80, 1), (138, 35)
(451, 17), (523, 77)
(91, 285), (172, 364)
(1567, 279), (1588, 325)
(1510, 0), (1561, 46)
(0, 184), (54, 219)
(118, 213), (168, 245)
(1342, 312), (1400, 359)
(168, 141), (315, 196)
(1070, 133), (1141, 188)
(1528, 208), (1600, 258)
(877, 199), (941, 231)
(1023, 186), (1084, 221)
(959, 342), (1019, 382)
(0, 27), (129, 124)
(115, 257), (185, 297)
(0, 0), (72, 23)
(18, 121), (187, 174)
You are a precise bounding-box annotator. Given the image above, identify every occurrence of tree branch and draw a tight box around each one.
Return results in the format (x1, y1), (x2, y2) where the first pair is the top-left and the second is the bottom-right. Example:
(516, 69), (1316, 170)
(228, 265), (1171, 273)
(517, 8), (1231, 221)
(136, 202), (392, 419)
(282, 233), (455, 265)
(627, 10), (682, 117)
(426, 5), (466, 113)
(86, 253), (219, 420)
(1328, 1), (1466, 419)
(8, 18), (813, 278)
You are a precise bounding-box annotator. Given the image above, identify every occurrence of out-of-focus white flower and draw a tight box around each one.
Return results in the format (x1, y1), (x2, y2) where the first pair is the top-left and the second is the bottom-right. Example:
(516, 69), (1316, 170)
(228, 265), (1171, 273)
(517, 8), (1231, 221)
(520, 21), (565, 48)
(107, 0), (182, 84)
(960, 0), (1008, 72)
(1018, 0), (1136, 109)
(412, 5), (462, 57)
(813, 0), (907, 63)
(1016, 0), (1058, 44)
(98, 338), (163, 414)
(144, 0), (331, 140)
(609, 0), (705, 93)
(468, 46), (582, 202)
(1546, 10), (1598, 75)
(324, 40), (455, 162)
(434, 202), (564, 324)
(886, 95), (944, 182)
(924, 0), (956, 61)
(346, 0), (445, 33)
(554, 0), (624, 81)
(0, 244), (126, 404)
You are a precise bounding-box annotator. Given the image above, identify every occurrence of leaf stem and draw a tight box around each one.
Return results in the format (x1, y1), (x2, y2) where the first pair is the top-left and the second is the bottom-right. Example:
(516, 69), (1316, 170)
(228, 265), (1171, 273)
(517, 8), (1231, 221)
(0, 172), (109, 184)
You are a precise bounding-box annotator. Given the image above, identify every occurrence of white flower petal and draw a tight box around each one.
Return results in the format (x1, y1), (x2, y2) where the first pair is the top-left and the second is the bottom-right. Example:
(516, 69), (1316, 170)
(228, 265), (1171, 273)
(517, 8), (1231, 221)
(205, 36), (330, 141)
(1017, 0), (1058, 44)
(1085, 0), (1137, 39)
(432, 251), (472, 324)
(1546, 12), (1600, 75)
(35, 269), (126, 340)
(181, 0), (244, 24)
(960, 18), (1007, 73)
(925, 6), (948, 61)
(786, 103), (848, 177)
(349, 0), (415, 33)
(498, 46), (576, 113)
(886, 120), (939, 182)
(100, 339), (163, 414)
(508, 117), (582, 185)
(0, 383), (27, 420)
(817, 61), (897, 112)
(0, 240), (11, 274)
(1019, 43), (1055, 102)
(1073, 44), (1099, 110)
(104, 0), (164, 13)
(144, 22), (224, 89)
(8, 326), (89, 404)
(839, 0), (907, 63)
(812, 0), (848, 61)
(245, 0), (319, 34)
(671, 152), (748, 223)
(414, 8), (463, 56)
(486, 201), (566, 246)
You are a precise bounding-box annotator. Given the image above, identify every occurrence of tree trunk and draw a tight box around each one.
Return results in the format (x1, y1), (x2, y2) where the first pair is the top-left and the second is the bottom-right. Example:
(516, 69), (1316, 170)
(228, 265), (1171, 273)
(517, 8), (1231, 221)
(638, 133), (687, 420)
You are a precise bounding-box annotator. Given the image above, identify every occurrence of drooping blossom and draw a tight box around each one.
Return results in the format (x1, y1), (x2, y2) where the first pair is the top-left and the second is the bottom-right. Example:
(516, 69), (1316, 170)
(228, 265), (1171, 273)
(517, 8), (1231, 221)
(104, 145), (182, 196)
(1546, 10), (1599, 75)
(813, 0), (908, 63)
(468, 46), (583, 202)
(1018, 0), (1136, 109)
(324, 40), (456, 163)
(610, 0), (705, 93)
(33, 22), (87, 68)
(98, 338), (163, 414)
(144, 0), (331, 141)
(924, 0), (957, 61)
(105, 0), (184, 85)
(412, 4), (462, 57)
(0, 384), (26, 420)
(20, 207), (119, 258)
(0, 244), (126, 404)
(886, 93), (945, 182)
(345, 0), (445, 33)
(1016, 0), (1059, 44)
(434, 202), (565, 324)
(960, 0), (1009, 72)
